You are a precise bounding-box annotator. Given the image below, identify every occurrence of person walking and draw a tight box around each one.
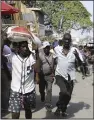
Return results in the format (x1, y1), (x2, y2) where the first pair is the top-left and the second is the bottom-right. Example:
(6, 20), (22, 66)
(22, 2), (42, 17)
(3, 38), (12, 73)
(8, 41), (39, 119)
(38, 41), (56, 111)
(54, 33), (84, 117)
(83, 46), (91, 76)
(1, 31), (11, 113)
(78, 45), (87, 79)
(88, 49), (94, 85)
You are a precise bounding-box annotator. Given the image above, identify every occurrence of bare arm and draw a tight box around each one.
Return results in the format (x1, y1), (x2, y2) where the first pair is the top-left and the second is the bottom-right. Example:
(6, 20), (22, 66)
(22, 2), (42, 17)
(32, 52), (42, 84)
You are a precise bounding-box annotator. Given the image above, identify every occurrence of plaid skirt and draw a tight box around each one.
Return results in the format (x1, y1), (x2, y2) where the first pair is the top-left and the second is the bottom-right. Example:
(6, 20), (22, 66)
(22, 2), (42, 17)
(8, 89), (36, 113)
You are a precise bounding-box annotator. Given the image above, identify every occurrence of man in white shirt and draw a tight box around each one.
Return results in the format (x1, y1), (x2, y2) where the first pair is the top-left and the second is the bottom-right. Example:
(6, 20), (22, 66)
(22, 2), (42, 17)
(54, 33), (84, 117)
(8, 41), (38, 119)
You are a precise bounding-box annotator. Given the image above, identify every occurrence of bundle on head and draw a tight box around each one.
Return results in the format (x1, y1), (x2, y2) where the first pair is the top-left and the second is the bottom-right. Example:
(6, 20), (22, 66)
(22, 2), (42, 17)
(7, 26), (42, 51)
(7, 26), (33, 42)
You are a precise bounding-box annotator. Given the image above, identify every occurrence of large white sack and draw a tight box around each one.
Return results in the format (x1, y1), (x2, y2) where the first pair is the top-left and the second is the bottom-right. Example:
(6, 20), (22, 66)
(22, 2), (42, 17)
(6, 26), (42, 52)
(7, 26), (33, 42)
(7, 26), (42, 47)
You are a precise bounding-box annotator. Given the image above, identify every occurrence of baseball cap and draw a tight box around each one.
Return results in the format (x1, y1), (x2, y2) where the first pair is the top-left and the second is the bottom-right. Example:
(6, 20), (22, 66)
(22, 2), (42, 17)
(41, 41), (50, 49)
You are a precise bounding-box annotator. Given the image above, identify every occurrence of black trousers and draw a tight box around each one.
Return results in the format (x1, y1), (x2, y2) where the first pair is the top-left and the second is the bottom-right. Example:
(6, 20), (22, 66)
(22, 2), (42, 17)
(1, 69), (11, 111)
(39, 73), (46, 97)
(55, 75), (74, 112)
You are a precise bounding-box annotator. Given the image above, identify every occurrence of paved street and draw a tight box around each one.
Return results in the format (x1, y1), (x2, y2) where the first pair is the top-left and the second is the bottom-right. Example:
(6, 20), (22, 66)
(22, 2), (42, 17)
(2, 66), (93, 119)
(1, 0), (93, 119)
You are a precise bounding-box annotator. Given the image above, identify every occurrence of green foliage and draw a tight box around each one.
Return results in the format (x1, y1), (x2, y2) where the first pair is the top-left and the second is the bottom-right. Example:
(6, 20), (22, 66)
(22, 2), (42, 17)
(36, 1), (93, 33)
(40, 35), (55, 43)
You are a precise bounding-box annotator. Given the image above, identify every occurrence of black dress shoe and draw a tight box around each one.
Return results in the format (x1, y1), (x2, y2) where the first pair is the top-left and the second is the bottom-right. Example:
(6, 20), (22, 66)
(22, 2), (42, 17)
(41, 95), (45, 102)
(62, 112), (68, 117)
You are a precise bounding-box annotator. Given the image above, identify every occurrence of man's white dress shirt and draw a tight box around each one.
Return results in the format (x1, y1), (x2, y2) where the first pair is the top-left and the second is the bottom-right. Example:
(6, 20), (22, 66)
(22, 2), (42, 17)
(54, 45), (83, 80)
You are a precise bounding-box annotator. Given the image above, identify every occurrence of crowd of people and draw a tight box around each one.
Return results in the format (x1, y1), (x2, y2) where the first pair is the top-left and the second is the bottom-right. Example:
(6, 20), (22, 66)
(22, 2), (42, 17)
(1, 30), (94, 119)
(75, 45), (93, 79)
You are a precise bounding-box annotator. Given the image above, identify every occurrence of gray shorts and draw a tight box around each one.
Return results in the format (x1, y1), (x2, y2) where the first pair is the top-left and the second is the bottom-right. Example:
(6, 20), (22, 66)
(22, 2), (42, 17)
(8, 89), (36, 113)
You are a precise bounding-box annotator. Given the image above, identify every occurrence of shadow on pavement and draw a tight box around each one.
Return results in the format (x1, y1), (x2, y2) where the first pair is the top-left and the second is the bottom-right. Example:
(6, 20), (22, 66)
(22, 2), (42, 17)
(1, 110), (10, 119)
(67, 101), (91, 118)
(32, 94), (59, 113)
(32, 94), (45, 113)
(1, 94), (91, 119)
(1, 86), (91, 119)
(33, 93), (91, 119)
(32, 94), (59, 119)
(43, 100), (91, 119)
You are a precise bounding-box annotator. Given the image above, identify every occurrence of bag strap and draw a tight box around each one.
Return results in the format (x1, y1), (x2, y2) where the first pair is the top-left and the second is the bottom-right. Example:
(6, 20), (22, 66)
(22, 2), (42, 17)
(44, 56), (53, 72)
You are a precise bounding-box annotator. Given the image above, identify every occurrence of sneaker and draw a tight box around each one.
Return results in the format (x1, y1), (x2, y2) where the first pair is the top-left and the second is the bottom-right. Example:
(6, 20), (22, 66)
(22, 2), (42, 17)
(82, 76), (85, 79)
(54, 108), (61, 116)
(45, 104), (52, 112)
(46, 106), (52, 112)
(62, 112), (68, 117)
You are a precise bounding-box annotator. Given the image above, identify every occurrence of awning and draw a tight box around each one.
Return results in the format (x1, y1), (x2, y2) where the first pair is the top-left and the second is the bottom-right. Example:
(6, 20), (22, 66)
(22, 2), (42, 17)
(1, 1), (19, 14)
